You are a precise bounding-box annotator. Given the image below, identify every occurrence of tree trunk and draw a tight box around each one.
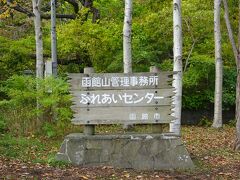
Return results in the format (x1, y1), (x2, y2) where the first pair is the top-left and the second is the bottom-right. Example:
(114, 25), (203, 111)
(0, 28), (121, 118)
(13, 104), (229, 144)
(122, 0), (133, 129)
(32, 0), (44, 127)
(222, 0), (238, 61)
(170, 0), (183, 135)
(123, 0), (132, 74)
(213, 0), (223, 128)
(234, 1), (240, 150)
(32, 0), (44, 79)
(235, 65), (240, 150)
(51, 0), (57, 76)
(222, 0), (240, 150)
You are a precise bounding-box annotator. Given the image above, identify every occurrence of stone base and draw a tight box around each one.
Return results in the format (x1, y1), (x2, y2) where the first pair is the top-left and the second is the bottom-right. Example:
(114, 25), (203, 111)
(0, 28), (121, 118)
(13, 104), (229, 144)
(56, 133), (194, 170)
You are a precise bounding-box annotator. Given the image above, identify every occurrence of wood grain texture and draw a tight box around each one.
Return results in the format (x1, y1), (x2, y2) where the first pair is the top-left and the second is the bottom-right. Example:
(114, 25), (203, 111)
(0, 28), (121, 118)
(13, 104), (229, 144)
(68, 72), (175, 125)
(71, 106), (174, 124)
(70, 89), (174, 107)
(68, 72), (173, 90)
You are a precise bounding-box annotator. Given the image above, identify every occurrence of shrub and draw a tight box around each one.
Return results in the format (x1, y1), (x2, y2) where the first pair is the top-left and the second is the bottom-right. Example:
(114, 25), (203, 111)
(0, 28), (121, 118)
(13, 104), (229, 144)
(0, 75), (73, 136)
(0, 115), (7, 133)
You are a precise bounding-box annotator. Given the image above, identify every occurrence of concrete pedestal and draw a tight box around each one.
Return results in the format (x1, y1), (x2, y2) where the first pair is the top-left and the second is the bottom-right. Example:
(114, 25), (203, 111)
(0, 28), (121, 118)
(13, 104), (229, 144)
(56, 133), (194, 170)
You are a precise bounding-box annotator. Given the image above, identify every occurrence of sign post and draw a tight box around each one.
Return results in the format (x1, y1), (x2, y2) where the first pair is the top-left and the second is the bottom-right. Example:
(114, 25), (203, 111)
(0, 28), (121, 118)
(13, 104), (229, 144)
(69, 69), (174, 125)
(150, 66), (164, 133)
(56, 67), (194, 170)
(83, 67), (95, 135)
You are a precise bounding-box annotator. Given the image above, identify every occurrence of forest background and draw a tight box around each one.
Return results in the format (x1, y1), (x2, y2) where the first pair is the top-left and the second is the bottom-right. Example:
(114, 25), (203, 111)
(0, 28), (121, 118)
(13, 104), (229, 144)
(0, 0), (238, 136)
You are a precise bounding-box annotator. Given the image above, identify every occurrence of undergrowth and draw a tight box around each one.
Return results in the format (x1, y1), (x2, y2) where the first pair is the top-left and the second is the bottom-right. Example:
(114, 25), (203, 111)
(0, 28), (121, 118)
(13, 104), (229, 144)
(0, 134), (69, 167)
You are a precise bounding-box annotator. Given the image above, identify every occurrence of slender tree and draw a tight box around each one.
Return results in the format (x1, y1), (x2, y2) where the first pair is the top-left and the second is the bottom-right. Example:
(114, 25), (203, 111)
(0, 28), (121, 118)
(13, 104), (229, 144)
(123, 0), (132, 129)
(123, 0), (132, 74)
(236, 0), (240, 151)
(32, 0), (43, 127)
(222, 0), (240, 150)
(170, 0), (183, 135)
(51, 0), (57, 76)
(32, 0), (44, 79)
(213, 0), (223, 128)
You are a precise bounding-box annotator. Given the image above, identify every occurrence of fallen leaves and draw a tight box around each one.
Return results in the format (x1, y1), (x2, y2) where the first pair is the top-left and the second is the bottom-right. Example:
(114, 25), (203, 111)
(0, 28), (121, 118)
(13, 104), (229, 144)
(0, 126), (240, 179)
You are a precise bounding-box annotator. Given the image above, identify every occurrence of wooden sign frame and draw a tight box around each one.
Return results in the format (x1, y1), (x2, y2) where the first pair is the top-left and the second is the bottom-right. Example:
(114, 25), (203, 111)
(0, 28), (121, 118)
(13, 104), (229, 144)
(68, 71), (175, 125)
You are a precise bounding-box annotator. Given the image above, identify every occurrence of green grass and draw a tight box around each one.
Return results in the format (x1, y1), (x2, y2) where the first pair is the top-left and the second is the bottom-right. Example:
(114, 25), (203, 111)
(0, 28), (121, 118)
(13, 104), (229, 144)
(0, 134), (69, 167)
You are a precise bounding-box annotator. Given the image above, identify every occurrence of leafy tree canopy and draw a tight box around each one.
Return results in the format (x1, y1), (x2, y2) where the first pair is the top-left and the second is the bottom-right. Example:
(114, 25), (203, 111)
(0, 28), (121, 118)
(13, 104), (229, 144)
(0, 0), (238, 109)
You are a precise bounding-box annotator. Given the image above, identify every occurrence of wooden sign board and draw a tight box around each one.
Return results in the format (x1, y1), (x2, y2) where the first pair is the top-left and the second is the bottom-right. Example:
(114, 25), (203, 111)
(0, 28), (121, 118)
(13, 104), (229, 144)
(68, 72), (175, 125)
(71, 89), (174, 107)
(68, 72), (173, 90)
(72, 106), (174, 125)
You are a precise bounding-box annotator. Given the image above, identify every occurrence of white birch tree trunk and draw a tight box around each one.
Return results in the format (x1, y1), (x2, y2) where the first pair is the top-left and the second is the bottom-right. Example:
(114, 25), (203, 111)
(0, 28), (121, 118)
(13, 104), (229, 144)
(222, 0), (240, 150)
(170, 0), (183, 135)
(32, 0), (44, 79)
(235, 1), (240, 151)
(51, 0), (57, 77)
(222, 0), (238, 61)
(213, 0), (223, 128)
(32, 0), (43, 127)
(123, 0), (133, 129)
(123, 0), (132, 74)
(235, 61), (240, 150)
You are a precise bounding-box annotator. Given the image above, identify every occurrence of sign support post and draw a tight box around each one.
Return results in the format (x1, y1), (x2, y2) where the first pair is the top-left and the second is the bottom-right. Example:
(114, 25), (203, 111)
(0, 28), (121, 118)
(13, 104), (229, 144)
(150, 66), (164, 134)
(83, 67), (95, 135)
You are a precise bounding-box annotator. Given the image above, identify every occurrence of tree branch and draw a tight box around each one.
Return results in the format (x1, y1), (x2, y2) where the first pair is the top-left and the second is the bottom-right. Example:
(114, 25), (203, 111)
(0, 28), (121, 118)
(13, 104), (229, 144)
(6, 1), (77, 19)
(90, 6), (100, 23)
(37, 0), (43, 8)
(184, 40), (196, 72)
(41, 13), (76, 19)
(64, 0), (79, 13)
(9, 3), (34, 17)
(6, 0), (99, 21)
(183, 18), (197, 72)
(222, 0), (238, 64)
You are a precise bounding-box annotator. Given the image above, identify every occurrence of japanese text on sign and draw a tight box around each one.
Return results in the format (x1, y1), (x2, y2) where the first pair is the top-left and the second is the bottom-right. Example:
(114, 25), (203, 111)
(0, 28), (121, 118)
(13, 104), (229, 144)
(129, 113), (161, 120)
(79, 92), (164, 105)
(81, 76), (159, 88)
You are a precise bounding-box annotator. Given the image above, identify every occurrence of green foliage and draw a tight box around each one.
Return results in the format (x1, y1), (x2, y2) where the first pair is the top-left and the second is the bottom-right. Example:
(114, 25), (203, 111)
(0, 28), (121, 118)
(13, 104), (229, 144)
(198, 116), (212, 127)
(0, 133), (67, 166)
(0, 115), (6, 133)
(57, 20), (123, 72)
(0, 0), (238, 111)
(42, 122), (56, 138)
(0, 134), (44, 159)
(0, 36), (35, 80)
(183, 54), (236, 110)
(227, 119), (236, 127)
(183, 54), (215, 109)
(159, 60), (173, 71)
(56, 0), (174, 73)
(0, 75), (72, 136)
(222, 68), (236, 109)
(47, 154), (70, 167)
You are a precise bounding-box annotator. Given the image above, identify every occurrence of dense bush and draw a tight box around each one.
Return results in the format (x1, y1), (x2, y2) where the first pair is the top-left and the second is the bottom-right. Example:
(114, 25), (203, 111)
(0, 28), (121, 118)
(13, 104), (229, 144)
(0, 75), (73, 136)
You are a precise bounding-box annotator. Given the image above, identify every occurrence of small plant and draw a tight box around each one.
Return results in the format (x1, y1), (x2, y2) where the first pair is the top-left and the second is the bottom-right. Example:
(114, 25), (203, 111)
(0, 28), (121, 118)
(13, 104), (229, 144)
(227, 119), (236, 127)
(42, 122), (56, 138)
(0, 115), (7, 133)
(198, 116), (212, 127)
(47, 154), (70, 168)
